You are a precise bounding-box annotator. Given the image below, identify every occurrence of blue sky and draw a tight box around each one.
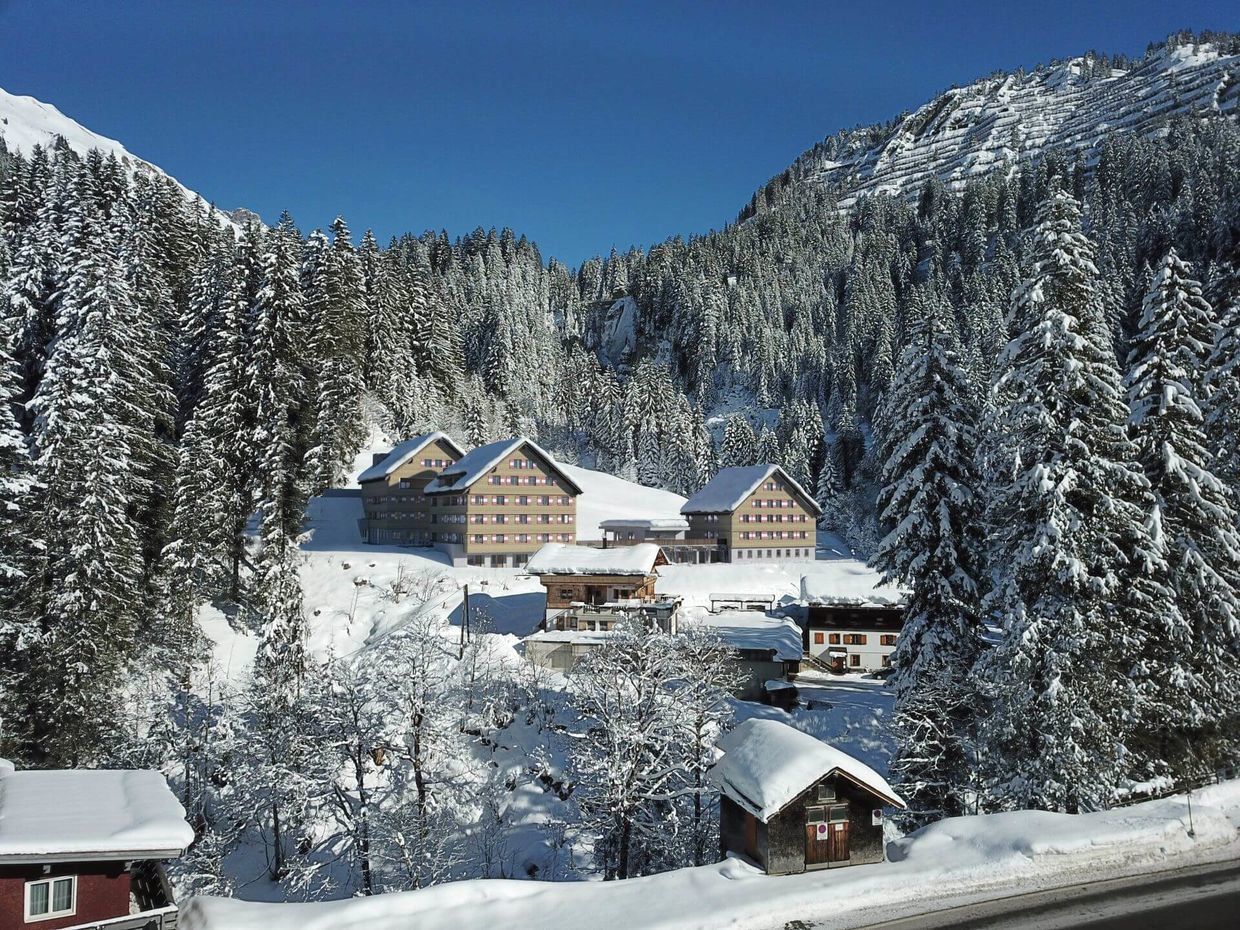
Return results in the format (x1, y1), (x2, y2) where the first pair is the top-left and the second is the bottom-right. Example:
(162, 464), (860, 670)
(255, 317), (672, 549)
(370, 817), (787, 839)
(0, 1), (1233, 265)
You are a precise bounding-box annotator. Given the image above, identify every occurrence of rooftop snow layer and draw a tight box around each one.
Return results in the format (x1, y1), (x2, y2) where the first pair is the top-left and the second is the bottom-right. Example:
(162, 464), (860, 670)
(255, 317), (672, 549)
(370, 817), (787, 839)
(690, 610), (804, 662)
(800, 563), (907, 607)
(0, 768), (193, 861)
(681, 465), (821, 516)
(526, 542), (663, 576)
(356, 432), (463, 484)
(712, 719), (904, 821)
(598, 517), (689, 531)
(425, 437), (583, 495)
(563, 464), (686, 540)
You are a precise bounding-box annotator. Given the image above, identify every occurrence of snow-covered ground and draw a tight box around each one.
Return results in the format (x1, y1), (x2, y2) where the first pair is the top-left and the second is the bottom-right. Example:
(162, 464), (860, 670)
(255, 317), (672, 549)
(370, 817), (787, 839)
(191, 431), (904, 904)
(181, 782), (1240, 930)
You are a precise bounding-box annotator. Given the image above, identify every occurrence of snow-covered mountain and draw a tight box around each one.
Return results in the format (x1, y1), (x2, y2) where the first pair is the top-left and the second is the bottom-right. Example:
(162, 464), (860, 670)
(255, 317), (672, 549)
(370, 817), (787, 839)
(748, 38), (1239, 215)
(0, 85), (244, 223)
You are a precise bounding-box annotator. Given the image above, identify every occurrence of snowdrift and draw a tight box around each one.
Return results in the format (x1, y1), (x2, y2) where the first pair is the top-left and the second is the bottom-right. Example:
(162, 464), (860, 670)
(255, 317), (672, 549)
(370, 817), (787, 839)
(180, 782), (1240, 930)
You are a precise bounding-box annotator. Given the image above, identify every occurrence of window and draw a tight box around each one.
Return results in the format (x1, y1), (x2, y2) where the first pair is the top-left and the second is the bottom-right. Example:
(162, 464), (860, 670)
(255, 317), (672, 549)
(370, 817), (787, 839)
(844, 634), (867, 645)
(816, 782), (836, 802)
(828, 633), (841, 645)
(25, 876), (76, 922)
(881, 634), (898, 646)
(829, 803), (849, 822)
(849, 654), (861, 667)
(813, 632), (825, 645)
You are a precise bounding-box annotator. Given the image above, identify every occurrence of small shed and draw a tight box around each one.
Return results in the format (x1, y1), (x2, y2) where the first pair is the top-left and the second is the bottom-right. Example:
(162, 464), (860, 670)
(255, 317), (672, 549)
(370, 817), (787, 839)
(712, 719), (904, 875)
(0, 766), (193, 930)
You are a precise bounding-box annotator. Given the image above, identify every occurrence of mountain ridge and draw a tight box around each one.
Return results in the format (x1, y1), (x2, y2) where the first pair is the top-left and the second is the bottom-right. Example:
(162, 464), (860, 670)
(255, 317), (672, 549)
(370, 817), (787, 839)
(0, 85), (244, 226)
(740, 34), (1240, 222)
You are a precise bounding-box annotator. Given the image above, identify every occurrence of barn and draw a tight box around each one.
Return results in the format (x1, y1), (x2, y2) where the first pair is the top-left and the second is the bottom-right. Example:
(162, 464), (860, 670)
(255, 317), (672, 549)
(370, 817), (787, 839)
(0, 763), (193, 930)
(712, 719), (904, 874)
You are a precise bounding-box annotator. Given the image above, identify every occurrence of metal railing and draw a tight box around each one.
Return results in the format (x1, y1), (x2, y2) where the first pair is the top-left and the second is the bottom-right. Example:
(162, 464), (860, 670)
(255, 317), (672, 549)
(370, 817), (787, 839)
(60, 906), (177, 930)
(594, 537), (726, 548)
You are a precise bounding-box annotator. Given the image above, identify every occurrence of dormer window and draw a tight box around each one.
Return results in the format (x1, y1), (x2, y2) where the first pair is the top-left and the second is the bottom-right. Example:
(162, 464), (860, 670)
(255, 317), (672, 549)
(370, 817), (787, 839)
(25, 876), (76, 922)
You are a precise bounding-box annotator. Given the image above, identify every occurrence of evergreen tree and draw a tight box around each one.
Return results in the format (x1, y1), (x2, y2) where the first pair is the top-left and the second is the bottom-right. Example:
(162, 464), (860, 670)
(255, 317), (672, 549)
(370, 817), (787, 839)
(874, 290), (987, 826)
(978, 188), (1155, 813)
(1126, 248), (1240, 775)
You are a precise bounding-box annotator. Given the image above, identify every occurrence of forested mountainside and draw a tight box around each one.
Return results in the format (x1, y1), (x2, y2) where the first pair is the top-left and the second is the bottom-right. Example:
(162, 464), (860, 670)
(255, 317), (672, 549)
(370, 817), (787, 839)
(740, 31), (1240, 217)
(0, 30), (1237, 818)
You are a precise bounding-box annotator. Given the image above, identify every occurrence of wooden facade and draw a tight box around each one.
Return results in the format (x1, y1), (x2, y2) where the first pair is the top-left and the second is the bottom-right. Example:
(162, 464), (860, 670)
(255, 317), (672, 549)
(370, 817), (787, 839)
(359, 434), (465, 547)
(720, 771), (889, 875)
(540, 566), (665, 611)
(361, 435), (582, 567)
(681, 465), (821, 562)
(427, 439), (582, 566)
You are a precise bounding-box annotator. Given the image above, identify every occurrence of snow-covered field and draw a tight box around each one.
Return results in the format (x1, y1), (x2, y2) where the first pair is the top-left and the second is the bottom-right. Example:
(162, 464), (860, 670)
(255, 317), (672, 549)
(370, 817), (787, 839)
(182, 781), (1240, 930)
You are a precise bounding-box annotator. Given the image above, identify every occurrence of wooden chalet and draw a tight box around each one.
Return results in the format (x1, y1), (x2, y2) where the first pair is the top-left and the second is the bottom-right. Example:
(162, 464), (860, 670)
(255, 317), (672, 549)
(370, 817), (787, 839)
(527, 542), (668, 618)
(0, 764), (193, 930)
(713, 719), (904, 875)
(680, 465), (821, 563)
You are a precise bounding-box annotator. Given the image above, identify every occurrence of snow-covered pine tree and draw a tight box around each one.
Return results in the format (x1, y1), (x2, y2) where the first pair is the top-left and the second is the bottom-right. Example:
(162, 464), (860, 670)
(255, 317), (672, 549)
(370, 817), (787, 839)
(0, 241), (38, 757)
(977, 186), (1156, 813)
(196, 259), (255, 602)
(1206, 231), (1240, 494)
(22, 176), (145, 764)
(719, 414), (757, 468)
(1126, 248), (1240, 776)
(873, 286), (987, 827)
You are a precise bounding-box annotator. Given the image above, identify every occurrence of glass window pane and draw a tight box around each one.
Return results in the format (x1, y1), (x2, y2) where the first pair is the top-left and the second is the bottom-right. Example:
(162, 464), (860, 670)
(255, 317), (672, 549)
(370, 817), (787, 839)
(28, 882), (49, 916)
(53, 877), (73, 912)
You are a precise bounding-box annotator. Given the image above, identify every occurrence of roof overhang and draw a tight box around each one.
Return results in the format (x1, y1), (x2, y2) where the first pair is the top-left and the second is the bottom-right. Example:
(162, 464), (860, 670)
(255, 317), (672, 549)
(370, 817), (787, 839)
(0, 846), (187, 864)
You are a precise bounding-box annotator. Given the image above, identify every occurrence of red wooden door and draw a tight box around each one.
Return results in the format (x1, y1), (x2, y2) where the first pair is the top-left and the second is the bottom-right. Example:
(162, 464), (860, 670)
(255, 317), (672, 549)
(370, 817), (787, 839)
(827, 819), (850, 862)
(804, 807), (831, 866)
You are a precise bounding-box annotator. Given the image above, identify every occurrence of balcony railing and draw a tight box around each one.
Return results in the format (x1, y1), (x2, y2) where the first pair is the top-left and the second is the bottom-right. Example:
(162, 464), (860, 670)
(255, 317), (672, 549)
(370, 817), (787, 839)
(594, 537), (726, 548)
(60, 906), (177, 930)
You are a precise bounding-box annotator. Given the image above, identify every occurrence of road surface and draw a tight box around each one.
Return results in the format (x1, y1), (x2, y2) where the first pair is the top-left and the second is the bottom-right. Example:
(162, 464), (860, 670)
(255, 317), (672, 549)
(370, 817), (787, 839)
(779, 859), (1240, 930)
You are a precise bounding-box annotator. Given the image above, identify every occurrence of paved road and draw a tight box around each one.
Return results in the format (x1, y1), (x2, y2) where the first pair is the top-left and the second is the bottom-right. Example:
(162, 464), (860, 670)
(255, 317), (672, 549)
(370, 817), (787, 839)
(780, 860), (1240, 930)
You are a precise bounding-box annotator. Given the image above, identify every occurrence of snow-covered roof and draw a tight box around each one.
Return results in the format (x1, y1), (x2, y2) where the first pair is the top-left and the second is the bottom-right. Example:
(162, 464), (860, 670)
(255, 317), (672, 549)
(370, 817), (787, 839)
(693, 612), (804, 662)
(598, 517), (690, 531)
(681, 465), (822, 516)
(712, 719), (904, 821)
(357, 432), (465, 484)
(0, 768), (194, 862)
(424, 437), (583, 495)
(526, 543), (663, 576)
(800, 564), (908, 607)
